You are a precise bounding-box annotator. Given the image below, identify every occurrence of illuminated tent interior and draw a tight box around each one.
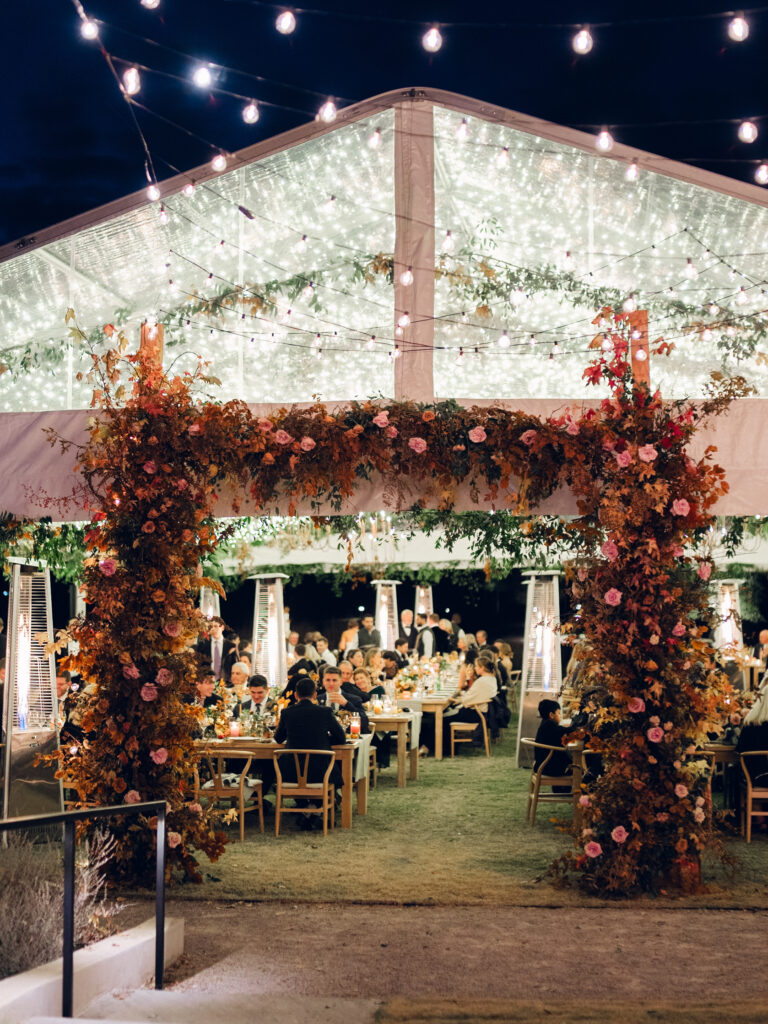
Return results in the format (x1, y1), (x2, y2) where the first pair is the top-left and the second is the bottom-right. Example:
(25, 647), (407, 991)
(1, 87), (768, 517)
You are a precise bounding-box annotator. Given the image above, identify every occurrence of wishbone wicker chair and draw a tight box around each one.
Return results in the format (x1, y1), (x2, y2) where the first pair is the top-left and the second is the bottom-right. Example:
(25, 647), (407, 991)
(273, 748), (336, 836)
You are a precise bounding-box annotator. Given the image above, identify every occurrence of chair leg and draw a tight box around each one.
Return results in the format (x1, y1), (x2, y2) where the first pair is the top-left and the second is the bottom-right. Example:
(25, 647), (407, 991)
(746, 801), (752, 843)
(530, 777), (541, 824)
(275, 789), (281, 837)
(257, 787), (264, 834)
(239, 795), (245, 842)
(450, 727), (455, 757)
(525, 784), (533, 823)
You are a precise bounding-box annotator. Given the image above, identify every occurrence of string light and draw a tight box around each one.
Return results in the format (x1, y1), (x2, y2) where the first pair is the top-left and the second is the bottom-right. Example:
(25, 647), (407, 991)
(755, 163), (768, 185)
(367, 128), (382, 149)
(211, 153), (227, 172)
(318, 100), (337, 123)
(625, 160), (640, 182)
(727, 14), (749, 41)
(510, 288), (526, 306)
(295, 234), (307, 253)
(182, 181), (195, 197)
(158, 205), (169, 225)
(456, 118), (469, 142)
(192, 65), (212, 88)
(275, 10), (296, 34)
(497, 329), (511, 349)
(122, 67), (141, 96)
(397, 311), (411, 328)
(399, 266), (414, 286)
(242, 101), (260, 124)
(596, 130), (614, 153)
(635, 347), (647, 361)
(302, 281), (315, 299)
(441, 230), (455, 253)
(738, 120), (758, 143)
(496, 146), (510, 168)
(562, 250), (574, 271)
(572, 27), (593, 54)
(80, 19), (99, 39)
(366, 335), (376, 350)
(455, 346), (464, 365)
(737, 286), (749, 305)
(146, 184), (161, 202)
(684, 258), (698, 279)
(422, 27), (443, 53)
(622, 293), (637, 312)
(140, 0), (161, 8)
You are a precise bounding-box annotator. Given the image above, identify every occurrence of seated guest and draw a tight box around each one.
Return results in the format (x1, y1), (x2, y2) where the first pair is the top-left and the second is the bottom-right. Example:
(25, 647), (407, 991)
(353, 667), (385, 700)
(349, 648), (366, 670)
(316, 636), (337, 667)
(343, 667), (371, 704)
(534, 698), (577, 781)
(286, 630), (300, 661)
(381, 650), (400, 681)
(273, 677), (347, 828)
(737, 685), (768, 785)
(240, 674), (277, 715)
(322, 666), (370, 733)
(229, 660), (251, 695)
(457, 633), (477, 656)
(287, 645), (317, 681)
(475, 629), (488, 648)
(420, 653), (498, 755)
(195, 673), (221, 709)
(393, 638), (410, 668)
(364, 647), (384, 682)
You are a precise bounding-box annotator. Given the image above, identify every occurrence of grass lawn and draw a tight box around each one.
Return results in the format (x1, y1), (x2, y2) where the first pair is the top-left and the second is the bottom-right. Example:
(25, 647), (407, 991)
(166, 724), (767, 908)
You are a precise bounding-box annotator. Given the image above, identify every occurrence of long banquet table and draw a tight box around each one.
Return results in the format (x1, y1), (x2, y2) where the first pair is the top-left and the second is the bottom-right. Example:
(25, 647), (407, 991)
(397, 696), (452, 760)
(194, 737), (366, 828)
(367, 710), (420, 787)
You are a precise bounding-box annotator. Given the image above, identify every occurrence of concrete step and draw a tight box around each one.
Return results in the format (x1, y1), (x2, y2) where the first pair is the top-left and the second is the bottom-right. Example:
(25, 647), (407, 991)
(30, 989), (381, 1024)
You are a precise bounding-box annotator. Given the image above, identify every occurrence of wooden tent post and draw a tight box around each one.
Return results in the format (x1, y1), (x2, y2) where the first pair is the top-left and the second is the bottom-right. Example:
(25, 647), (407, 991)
(625, 309), (650, 386)
(139, 321), (165, 368)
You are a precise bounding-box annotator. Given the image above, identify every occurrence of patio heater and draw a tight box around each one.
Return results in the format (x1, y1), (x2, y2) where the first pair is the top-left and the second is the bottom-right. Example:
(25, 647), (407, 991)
(516, 571), (563, 767)
(413, 584), (434, 619)
(2, 560), (62, 818)
(711, 578), (747, 688)
(199, 585), (221, 621)
(373, 579), (400, 650)
(250, 573), (289, 690)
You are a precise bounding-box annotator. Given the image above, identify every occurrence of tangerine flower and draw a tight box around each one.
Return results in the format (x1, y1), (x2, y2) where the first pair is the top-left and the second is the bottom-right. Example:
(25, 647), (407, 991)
(408, 437), (428, 454)
(611, 825), (629, 844)
(422, 410), (436, 422)
(584, 841), (603, 858)
(141, 521), (156, 534)
(604, 587), (622, 606)
(468, 426), (487, 443)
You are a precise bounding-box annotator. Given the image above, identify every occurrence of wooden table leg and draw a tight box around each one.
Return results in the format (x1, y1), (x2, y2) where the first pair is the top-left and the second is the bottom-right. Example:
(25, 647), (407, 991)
(434, 708), (444, 761)
(355, 775), (368, 816)
(396, 723), (407, 788)
(339, 746), (353, 828)
(409, 746), (418, 781)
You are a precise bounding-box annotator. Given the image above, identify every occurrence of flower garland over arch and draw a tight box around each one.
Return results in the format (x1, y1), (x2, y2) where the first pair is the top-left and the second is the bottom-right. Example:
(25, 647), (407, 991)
(53, 316), (747, 892)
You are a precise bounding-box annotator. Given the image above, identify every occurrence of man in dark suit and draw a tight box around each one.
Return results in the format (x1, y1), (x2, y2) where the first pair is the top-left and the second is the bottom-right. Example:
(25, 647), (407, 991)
(398, 609), (418, 651)
(322, 666), (370, 733)
(356, 614), (381, 650)
(239, 675), (277, 716)
(274, 677), (347, 827)
(534, 699), (577, 788)
(195, 616), (238, 684)
(416, 613), (439, 658)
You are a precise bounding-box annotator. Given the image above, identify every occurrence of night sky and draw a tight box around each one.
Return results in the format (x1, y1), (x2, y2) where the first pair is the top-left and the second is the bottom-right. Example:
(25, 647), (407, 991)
(3, 0), (768, 247)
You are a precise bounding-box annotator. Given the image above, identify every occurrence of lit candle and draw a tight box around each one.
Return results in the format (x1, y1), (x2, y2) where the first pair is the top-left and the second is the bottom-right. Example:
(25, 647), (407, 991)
(350, 716), (361, 737)
(229, 721), (241, 737)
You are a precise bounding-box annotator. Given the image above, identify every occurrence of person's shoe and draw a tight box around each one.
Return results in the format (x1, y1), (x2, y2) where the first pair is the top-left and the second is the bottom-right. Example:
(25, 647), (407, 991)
(418, 745), (430, 757)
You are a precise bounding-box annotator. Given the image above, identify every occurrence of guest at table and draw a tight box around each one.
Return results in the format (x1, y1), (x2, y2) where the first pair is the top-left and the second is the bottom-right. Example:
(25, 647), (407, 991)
(364, 647), (384, 682)
(194, 673), (221, 709)
(338, 660), (354, 686)
(240, 674), (277, 715)
(393, 638), (410, 668)
(356, 613), (381, 651)
(316, 636), (337, 667)
(322, 666), (369, 733)
(273, 677), (347, 829)
(352, 667), (385, 699)
(286, 645), (317, 681)
(398, 608), (418, 650)
(534, 698), (578, 786)
(381, 650), (400, 680)
(342, 667), (371, 705)
(737, 685), (768, 785)
(475, 629), (488, 648)
(229, 660), (251, 696)
(753, 629), (768, 665)
(436, 618), (457, 655)
(338, 618), (360, 654)
(286, 630), (300, 663)
(457, 633), (477, 657)
(420, 653), (498, 755)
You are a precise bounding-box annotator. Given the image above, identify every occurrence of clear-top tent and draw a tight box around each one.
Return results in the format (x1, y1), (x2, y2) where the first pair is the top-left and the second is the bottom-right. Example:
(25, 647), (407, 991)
(2, 86), (768, 414)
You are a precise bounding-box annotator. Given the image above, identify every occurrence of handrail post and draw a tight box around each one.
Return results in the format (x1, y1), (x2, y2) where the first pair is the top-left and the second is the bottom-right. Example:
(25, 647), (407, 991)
(155, 803), (166, 989)
(62, 818), (75, 1018)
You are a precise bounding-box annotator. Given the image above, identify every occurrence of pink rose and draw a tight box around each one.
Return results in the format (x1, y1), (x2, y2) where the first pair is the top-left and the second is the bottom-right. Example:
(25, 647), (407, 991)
(614, 450), (632, 468)
(672, 545), (684, 558)
(730, 712), (741, 725)
(604, 588), (622, 607)
(176, 478), (188, 491)
(611, 826), (629, 844)
(647, 726), (664, 743)
(143, 461), (157, 475)
(672, 622), (686, 637)
(628, 697), (645, 713)
(99, 557), (117, 576)
(257, 418), (273, 432)
(695, 795), (705, 807)
(141, 683), (158, 702)
(566, 421), (580, 436)
(122, 664), (140, 680)
(124, 790), (141, 804)
(672, 498), (690, 516)
(167, 831), (182, 849)
(601, 540), (618, 562)
(520, 429), (537, 446)
(155, 668), (172, 686)
(372, 411), (389, 428)
(141, 521), (156, 534)
(693, 807), (705, 823)
(408, 437), (427, 454)
(638, 445), (658, 462)
(385, 425), (398, 438)
(578, 794), (590, 807)
(274, 429), (293, 445)
(697, 562), (712, 581)
(188, 423), (202, 435)
(299, 436), (316, 452)
(675, 783), (689, 798)
(188, 802), (203, 815)
(468, 426), (487, 443)
(150, 747), (168, 765)
(584, 841), (603, 858)
(163, 620), (181, 637)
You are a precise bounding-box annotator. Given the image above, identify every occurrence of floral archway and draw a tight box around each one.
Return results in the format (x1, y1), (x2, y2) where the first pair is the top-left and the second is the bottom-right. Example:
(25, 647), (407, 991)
(50, 315), (746, 894)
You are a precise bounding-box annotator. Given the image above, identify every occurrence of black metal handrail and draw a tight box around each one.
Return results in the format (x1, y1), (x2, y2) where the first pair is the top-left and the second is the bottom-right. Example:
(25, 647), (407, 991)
(0, 801), (166, 1018)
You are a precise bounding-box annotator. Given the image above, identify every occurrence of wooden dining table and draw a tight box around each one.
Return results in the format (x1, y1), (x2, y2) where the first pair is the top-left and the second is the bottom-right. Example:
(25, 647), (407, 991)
(368, 712), (419, 787)
(397, 695), (452, 760)
(194, 737), (365, 828)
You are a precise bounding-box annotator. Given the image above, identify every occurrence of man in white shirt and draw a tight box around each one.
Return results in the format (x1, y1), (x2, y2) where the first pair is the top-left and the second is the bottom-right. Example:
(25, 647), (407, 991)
(398, 609), (418, 650)
(316, 636), (337, 666)
(286, 630), (300, 664)
(416, 613), (441, 659)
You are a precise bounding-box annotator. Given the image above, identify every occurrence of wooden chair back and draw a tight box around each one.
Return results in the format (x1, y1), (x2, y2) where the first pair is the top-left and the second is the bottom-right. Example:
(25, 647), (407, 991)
(449, 705), (490, 757)
(272, 748), (336, 837)
(520, 737), (575, 825)
(193, 747), (262, 841)
(739, 750), (768, 843)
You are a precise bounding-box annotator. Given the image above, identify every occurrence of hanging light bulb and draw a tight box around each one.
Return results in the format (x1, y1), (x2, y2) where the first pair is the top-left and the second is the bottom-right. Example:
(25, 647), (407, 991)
(728, 14), (749, 41)
(276, 10), (296, 34)
(441, 230), (455, 253)
(708, 301), (720, 315)
(572, 27), (593, 54)
(552, 341), (561, 354)
(635, 347), (647, 362)
(529, 333), (536, 347)
(193, 65), (212, 88)
(302, 281), (315, 299)
(738, 120), (758, 143)
(737, 286), (749, 305)
(755, 163), (768, 185)
(398, 312), (411, 329)
(456, 118), (469, 142)
(496, 146), (510, 168)
(562, 250), (574, 271)
(80, 18), (99, 39)
(122, 67), (141, 95)
(295, 234), (307, 253)
(393, 345), (401, 359)
(211, 153), (227, 172)
(146, 184), (161, 202)
(399, 266), (414, 286)
(625, 160), (639, 181)
(141, 0), (161, 7)
(182, 181), (195, 197)
(422, 27), (442, 52)
(242, 101), (259, 124)
(318, 100), (337, 123)
(622, 293), (637, 313)
(601, 335), (613, 352)
(366, 335), (376, 351)
(596, 130), (614, 153)
(510, 288), (526, 306)
(158, 206), (169, 225)
(684, 258), (698, 279)
(497, 330), (511, 349)
(367, 128), (382, 149)
(702, 328), (714, 342)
